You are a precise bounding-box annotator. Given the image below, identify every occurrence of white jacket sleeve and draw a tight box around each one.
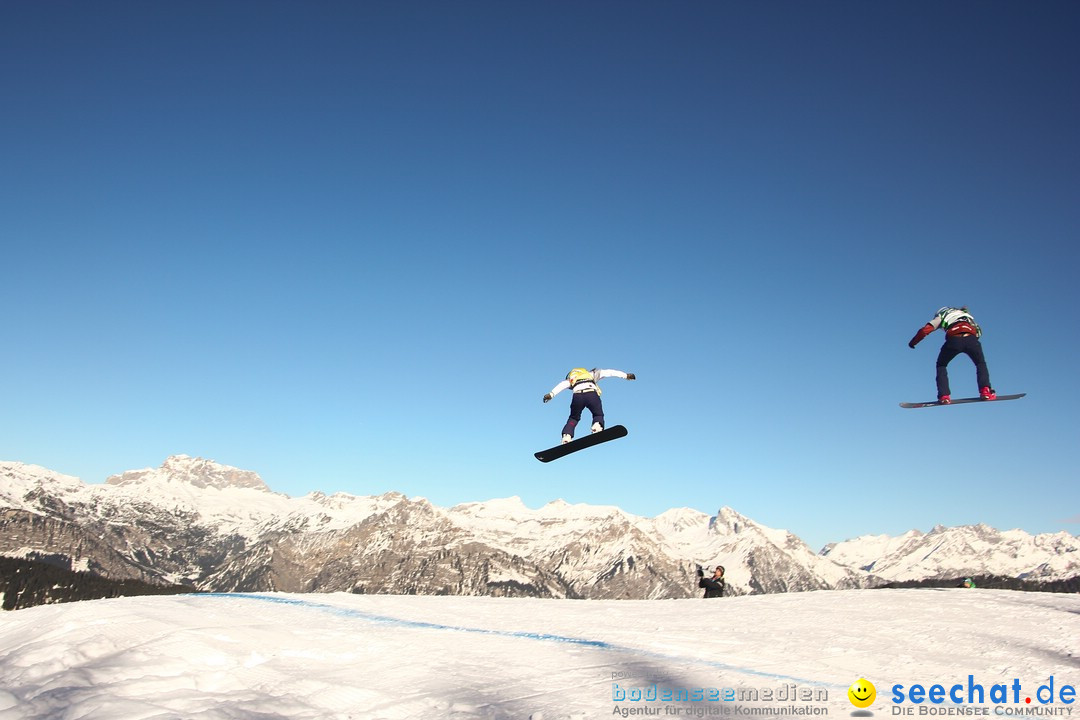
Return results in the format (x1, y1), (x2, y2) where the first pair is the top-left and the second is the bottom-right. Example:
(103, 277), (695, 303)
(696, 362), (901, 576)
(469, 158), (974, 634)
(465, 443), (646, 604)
(594, 369), (629, 380)
(548, 380), (571, 397)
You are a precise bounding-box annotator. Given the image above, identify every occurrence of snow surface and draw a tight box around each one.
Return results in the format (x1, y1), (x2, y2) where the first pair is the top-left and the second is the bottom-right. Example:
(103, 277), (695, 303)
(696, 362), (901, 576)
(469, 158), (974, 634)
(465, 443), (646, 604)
(1, 589), (1077, 719)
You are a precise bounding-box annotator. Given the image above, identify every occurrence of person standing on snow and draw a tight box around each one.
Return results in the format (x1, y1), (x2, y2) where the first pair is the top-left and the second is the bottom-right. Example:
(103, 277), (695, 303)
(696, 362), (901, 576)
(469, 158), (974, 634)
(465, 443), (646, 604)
(697, 565), (725, 598)
(908, 306), (996, 404)
(543, 367), (635, 444)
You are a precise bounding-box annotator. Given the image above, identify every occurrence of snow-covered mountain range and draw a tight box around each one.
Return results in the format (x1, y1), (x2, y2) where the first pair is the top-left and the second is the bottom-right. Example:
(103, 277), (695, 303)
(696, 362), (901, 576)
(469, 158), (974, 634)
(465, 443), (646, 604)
(2, 455), (1077, 599)
(821, 523), (1080, 581)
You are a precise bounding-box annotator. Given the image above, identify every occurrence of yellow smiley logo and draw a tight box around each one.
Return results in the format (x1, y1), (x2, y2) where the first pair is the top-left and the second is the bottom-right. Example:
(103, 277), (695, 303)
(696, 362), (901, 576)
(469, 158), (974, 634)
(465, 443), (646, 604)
(848, 678), (876, 708)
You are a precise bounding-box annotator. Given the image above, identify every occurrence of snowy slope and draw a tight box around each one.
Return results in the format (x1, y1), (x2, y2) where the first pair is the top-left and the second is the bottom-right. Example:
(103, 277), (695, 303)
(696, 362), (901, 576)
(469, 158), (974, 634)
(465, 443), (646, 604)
(0, 589), (1077, 720)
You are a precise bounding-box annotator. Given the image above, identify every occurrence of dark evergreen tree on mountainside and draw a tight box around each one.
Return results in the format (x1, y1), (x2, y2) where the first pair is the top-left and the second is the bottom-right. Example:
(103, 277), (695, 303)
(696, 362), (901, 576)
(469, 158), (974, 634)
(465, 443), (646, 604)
(876, 574), (1080, 593)
(1, 556), (191, 610)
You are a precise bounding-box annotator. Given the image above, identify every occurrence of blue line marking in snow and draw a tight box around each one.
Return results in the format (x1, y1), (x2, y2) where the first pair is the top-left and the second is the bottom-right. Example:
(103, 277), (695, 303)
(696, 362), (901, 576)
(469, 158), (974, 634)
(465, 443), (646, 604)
(201, 592), (613, 648)
(196, 593), (847, 690)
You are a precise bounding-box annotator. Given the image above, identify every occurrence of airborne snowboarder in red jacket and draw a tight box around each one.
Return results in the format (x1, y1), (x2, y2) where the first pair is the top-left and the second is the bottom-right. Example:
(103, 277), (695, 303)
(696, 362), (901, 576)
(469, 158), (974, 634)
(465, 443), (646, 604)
(908, 306), (995, 404)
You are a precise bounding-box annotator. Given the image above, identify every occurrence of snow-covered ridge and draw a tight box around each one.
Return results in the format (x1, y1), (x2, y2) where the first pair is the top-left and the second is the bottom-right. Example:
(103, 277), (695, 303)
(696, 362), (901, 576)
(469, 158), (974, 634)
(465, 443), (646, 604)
(1, 456), (1077, 598)
(1, 457), (410, 539)
(0, 456), (869, 595)
(0, 462), (85, 514)
(822, 523), (1080, 581)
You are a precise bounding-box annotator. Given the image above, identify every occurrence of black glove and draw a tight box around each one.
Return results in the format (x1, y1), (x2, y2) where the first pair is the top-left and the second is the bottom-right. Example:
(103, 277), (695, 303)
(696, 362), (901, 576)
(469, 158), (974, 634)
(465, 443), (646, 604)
(543, 393), (553, 403)
(696, 565), (704, 577)
(626, 373), (636, 380)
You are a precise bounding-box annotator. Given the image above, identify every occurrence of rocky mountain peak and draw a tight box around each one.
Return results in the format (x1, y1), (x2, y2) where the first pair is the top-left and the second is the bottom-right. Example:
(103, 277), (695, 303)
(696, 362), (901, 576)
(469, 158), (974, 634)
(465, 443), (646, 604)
(710, 506), (753, 535)
(105, 455), (270, 492)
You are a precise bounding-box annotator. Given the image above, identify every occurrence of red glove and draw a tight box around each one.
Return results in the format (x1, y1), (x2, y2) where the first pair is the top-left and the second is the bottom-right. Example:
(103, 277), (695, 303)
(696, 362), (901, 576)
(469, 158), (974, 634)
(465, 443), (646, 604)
(908, 324), (933, 349)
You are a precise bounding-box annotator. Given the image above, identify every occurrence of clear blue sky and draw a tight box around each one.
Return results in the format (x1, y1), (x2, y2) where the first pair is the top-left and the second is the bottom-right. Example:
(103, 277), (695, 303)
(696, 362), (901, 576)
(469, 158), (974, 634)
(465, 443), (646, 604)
(2, 2), (1077, 552)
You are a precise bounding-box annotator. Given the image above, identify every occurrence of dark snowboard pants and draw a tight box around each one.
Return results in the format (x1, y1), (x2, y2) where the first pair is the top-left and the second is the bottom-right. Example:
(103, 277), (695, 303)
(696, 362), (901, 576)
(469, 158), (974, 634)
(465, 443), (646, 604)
(936, 334), (991, 397)
(562, 391), (604, 437)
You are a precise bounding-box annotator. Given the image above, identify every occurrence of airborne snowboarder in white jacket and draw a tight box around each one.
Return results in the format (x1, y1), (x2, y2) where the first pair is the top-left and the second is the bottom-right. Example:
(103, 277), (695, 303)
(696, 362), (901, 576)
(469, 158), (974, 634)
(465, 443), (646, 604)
(543, 368), (635, 444)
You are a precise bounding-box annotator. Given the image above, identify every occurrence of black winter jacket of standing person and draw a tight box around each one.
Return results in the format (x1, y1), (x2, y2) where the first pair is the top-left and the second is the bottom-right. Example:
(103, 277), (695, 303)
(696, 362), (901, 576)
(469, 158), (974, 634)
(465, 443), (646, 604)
(698, 576), (725, 598)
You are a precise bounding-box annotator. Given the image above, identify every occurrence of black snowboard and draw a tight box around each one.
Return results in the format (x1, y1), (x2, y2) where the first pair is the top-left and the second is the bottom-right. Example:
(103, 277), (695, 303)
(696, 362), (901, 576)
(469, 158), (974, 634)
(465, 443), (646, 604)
(534, 425), (628, 463)
(900, 393), (1025, 409)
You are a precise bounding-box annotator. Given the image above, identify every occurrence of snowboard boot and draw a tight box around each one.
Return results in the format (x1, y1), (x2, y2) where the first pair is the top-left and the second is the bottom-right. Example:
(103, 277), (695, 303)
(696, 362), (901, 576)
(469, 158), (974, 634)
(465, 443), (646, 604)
(591, 422), (603, 434)
(561, 434), (572, 444)
(938, 395), (951, 404)
(980, 387), (997, 400)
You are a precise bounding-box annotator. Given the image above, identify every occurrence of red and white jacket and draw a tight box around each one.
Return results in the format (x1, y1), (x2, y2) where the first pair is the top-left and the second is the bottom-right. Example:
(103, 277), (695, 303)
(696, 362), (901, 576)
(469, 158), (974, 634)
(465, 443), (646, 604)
(909, 307), (981, 348)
